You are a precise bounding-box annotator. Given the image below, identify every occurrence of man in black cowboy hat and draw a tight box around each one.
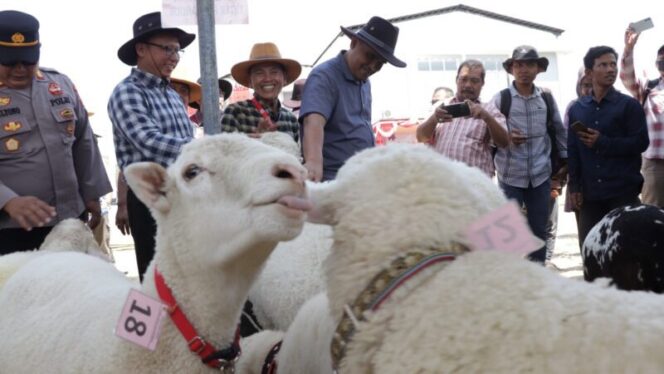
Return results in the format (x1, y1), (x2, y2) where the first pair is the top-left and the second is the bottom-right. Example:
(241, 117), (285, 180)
(0, 10), (112, 254)
(300, 16), (406, 182)
(492, 45), (566, 265)
(108, 11), (196, 281)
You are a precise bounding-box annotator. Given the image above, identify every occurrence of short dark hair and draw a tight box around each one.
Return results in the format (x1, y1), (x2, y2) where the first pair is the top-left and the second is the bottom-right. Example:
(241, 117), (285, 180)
(657, 44), (664, 57)
(583, 46), (618, 70)
(456, 59), (485, 81)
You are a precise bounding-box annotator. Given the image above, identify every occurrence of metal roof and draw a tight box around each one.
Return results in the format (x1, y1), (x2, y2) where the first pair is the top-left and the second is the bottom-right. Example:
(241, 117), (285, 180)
(311, 4), (565, 66)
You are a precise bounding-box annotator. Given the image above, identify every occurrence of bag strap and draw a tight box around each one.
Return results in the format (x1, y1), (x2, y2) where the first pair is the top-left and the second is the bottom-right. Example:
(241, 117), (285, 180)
(642, 78), (660, 106)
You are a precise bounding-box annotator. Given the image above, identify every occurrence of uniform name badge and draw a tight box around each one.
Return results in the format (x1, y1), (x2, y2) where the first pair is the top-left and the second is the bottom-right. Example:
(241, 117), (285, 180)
(115, 288), (167, 351)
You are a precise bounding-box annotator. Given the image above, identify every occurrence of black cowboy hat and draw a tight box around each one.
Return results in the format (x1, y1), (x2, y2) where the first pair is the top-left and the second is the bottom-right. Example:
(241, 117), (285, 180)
(340, 16), (406, 68)
(118, 11), (195, 66)
(189, 78), (233, 110)
(0, 10), (40, 66)
(502, 45), (549, 74)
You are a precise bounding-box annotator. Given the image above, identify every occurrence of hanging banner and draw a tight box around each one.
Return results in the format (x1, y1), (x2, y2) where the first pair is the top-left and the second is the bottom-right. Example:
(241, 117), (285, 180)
(162, 0), (249, 25)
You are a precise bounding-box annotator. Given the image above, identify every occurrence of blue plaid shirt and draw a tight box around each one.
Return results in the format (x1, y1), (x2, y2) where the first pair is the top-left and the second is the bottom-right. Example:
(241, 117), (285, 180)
(108, 68), (193, 169)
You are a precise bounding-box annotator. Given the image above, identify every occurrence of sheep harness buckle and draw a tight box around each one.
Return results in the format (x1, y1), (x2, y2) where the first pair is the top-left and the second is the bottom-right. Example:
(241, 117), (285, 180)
(154, 267), (242, 372)
(330, 244), (468, 371)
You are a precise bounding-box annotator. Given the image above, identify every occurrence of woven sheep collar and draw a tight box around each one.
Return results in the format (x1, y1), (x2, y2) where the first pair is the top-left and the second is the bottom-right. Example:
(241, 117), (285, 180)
(330, 243), (468, 371)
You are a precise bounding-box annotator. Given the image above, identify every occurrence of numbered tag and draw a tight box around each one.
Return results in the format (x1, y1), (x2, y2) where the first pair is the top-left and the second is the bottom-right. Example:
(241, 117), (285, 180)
(115, 288), (167, 351)
(462, 201), (543, 254)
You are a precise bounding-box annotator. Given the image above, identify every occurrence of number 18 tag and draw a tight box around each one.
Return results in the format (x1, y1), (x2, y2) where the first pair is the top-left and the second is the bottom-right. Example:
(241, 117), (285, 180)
(115, 288), (167, 351)
(462, 201), (543, 255)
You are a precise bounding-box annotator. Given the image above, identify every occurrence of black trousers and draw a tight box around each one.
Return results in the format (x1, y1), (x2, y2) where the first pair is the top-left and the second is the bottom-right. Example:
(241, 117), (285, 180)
(0, 212), (87, 255)
(578, 193), (640, 249)
(0, 226), (53, 255)
(127, 188), (157, 282)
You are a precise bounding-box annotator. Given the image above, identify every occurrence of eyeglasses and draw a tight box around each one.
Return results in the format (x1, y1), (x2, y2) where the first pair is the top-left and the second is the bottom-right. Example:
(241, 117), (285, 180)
(143, 42), (184, 57)
(0, 60), (37, 67)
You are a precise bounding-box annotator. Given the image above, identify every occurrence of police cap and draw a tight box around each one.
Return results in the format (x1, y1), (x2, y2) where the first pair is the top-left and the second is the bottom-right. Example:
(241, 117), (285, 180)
(0, 10), (40, 66)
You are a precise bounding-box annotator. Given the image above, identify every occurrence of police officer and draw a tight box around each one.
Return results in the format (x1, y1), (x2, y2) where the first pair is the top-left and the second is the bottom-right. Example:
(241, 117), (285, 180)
(0, 10), (112, 254)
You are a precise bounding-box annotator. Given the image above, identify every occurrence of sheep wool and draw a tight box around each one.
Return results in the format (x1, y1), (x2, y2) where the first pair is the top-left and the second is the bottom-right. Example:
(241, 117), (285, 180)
(0, 134), (309, 373)
(285, 143), (664, 373)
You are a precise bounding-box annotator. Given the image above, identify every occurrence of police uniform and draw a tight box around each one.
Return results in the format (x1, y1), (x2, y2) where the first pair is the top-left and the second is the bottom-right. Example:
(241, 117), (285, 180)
(0, 10), (112, 252)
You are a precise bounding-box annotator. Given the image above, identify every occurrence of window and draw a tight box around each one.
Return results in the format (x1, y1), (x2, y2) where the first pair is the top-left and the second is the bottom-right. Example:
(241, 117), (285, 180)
(466, 55), (507, 72)
(417, 55), (462, 72)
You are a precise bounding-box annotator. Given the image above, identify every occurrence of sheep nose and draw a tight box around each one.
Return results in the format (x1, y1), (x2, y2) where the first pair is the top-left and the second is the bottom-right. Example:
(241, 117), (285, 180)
(273, 163), (306, 185)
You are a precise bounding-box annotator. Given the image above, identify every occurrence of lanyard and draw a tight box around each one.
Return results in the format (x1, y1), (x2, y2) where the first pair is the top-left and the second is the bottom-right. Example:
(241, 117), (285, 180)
(251, 97), (274, 124)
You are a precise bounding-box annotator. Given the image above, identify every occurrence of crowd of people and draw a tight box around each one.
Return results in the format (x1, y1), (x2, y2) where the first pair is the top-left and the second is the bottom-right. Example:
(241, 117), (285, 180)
(1, 8), (662, 278)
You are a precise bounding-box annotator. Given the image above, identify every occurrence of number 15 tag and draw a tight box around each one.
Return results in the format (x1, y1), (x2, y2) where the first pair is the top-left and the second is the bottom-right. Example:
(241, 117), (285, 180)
(462, 201), (543, 255)
(115, 288), (167, 351)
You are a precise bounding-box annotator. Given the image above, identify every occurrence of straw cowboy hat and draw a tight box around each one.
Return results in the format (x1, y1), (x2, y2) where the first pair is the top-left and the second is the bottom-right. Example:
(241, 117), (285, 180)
(230, 42), (302, 88)
(340, 16), (406, 68)
(118, 11), (195, 66)
(170, 77), (201, 106)
(502, 45), (549, 74)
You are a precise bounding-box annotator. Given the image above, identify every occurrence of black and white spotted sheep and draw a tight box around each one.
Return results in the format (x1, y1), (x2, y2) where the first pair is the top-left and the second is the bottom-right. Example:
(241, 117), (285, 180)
(582, 204), (664, 292)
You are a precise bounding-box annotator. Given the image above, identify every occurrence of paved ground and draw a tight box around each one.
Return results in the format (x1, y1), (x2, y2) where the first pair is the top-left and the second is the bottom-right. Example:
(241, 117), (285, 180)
(108, 191), (585, 282)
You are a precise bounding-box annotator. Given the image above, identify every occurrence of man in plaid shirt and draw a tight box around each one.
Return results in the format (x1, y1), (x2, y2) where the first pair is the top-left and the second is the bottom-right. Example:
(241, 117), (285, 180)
(221, 42), (301, 142)
(621, 26), (664, 208)
(107, 12), (195, 281)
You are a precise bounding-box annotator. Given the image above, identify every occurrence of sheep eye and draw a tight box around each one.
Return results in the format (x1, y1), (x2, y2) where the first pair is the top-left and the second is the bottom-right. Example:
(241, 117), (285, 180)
(183, 164), (202, 181)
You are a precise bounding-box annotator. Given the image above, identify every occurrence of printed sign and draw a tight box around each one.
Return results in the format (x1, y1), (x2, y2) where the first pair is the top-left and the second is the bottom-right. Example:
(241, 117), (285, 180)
(162, 0), (249, 25)
(115, 288), (167, 351)
(462, 201), (543, 255)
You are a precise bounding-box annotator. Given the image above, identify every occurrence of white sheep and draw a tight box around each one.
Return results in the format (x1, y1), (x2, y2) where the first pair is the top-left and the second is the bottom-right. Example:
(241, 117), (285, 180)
(0, 218), (107, 287)
(258, 143), (664, 373)
(0, 133), (310, 373)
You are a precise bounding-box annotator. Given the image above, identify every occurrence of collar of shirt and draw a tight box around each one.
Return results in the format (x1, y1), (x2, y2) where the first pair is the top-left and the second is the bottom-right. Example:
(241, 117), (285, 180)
(130, 67), (169, 89)
(508, 81), (542, 100)
(581, 86), (618, 104)
(338, 51), (364, 84)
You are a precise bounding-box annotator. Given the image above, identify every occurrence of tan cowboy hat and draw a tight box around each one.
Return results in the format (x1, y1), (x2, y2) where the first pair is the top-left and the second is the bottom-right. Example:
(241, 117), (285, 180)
(231, 42), (302, 88)
(170, 77), (201, 106)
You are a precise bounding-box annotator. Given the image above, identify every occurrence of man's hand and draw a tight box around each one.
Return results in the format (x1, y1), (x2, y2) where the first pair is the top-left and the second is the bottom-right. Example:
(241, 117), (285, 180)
(569, 192), (583, 210)
(2, 196), (56, 231)
(624, 26), (640, 50)
(433, 106), (453, 123)
(468, 101), (485, 119)
(578, 128), (600, 148)
(510, 128), (527, 146)
(115, 203), (131, 235)
(254, 118), (278, 134)
(85, 200), (102, 229)
(304, 160), (323, 182)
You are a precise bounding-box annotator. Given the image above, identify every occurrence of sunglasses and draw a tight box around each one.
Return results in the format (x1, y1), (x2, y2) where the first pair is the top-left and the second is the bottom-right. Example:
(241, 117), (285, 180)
(0, 60), (37, 67)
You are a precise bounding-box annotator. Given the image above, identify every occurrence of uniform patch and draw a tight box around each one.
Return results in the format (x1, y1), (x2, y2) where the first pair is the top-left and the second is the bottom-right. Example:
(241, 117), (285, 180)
(50, 96), (71, 106)
(3, 121), (21, 132)
(4, 138), (19, 152)
(66, 122), (75, 135)
(0, 96), (10, 106)
(60, 108), (75, 119)
(48, 82), (63, 96)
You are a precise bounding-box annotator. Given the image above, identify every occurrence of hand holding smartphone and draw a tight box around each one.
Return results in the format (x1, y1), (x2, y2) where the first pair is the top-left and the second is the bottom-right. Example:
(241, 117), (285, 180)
(571, 121), (590, 134)
(440, 102), (471, 118)
(630, 17), (654, 33)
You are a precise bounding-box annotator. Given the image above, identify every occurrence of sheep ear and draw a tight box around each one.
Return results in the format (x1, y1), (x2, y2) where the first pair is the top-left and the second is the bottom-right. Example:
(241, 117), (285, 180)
(306, 181), (337, 225)
(123, 162), (171, 214)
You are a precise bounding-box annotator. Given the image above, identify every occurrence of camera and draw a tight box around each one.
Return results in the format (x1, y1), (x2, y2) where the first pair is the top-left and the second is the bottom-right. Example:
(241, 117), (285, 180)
(440, 102), (471, 118)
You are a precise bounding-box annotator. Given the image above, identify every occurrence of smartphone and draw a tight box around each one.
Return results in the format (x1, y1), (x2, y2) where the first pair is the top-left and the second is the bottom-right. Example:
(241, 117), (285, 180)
(571, 121), (590, 134)
(441, 102), (471, 118)
(630, 17), (654, 33)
